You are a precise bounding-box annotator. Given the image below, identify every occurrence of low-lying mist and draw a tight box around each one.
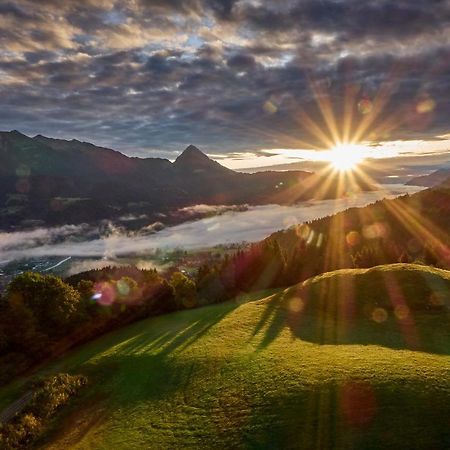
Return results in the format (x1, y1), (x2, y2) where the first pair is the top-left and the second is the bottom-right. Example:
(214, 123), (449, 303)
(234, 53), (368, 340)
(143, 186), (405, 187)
(0, 185), (423, 266)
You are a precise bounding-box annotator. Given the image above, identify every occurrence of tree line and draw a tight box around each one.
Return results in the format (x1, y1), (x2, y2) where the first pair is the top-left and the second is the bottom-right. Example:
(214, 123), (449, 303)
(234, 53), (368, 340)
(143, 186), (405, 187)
(0, 268), (204, 385)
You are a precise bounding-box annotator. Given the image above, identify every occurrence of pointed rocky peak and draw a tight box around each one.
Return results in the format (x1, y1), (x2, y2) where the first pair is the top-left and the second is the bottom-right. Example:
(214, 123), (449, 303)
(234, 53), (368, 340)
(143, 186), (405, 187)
(173, 145), (233, 174)
(174, 145), (222, 170)
(174, 145), (211, 166)
(10, 130), (27, 138)
(185, 144), (203, 154)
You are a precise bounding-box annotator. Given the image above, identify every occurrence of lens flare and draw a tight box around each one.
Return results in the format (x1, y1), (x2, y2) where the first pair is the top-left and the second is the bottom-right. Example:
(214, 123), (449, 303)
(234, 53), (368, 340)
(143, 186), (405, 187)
(263, 100), (278, 114)
(372, 308), (388, 323)
(93, 281), (116, 306)
(358, 97), (373, 115)
(288, 297), (304, 313)
(340, 380), (377, 427)
(346, 231), (361, 247)
(416, 97), (436, 114)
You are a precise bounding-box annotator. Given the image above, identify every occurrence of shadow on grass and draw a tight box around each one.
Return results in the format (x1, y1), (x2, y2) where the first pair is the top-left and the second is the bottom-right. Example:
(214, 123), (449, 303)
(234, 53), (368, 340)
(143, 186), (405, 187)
(242, 378), (450, 450)
(45, 300), (244, 434)
(56, 299), (243, 386)
(40, 301), (241, 449)
(253, 268), (450, 355)
(117, 301), (238, 357)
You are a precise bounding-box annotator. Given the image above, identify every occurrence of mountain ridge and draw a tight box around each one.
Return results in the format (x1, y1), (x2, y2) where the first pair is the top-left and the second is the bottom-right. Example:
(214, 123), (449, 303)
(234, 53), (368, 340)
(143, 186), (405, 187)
(406, 168), (450, 187)
(0, 130), (373, 230)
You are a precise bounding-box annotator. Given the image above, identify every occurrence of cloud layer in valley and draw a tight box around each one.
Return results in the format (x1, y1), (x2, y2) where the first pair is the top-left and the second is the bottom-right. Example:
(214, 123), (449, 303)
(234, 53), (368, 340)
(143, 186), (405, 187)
(0, 185), (423, 264)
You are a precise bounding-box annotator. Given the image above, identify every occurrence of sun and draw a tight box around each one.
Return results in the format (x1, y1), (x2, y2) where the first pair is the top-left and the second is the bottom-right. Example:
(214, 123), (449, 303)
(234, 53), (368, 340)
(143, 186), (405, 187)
(326, 143), (365, 171)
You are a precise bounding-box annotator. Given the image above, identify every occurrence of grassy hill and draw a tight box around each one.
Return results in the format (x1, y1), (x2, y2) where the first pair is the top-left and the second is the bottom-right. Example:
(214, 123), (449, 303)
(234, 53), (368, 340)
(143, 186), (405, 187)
(1, 264), (449, 449)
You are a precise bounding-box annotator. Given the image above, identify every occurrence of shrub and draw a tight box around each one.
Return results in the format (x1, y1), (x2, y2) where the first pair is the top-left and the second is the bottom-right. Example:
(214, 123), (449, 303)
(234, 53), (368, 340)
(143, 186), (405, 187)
(0, 373), (87, 449)
(0, 414), (42, 450)
(29, 373), (88, 419)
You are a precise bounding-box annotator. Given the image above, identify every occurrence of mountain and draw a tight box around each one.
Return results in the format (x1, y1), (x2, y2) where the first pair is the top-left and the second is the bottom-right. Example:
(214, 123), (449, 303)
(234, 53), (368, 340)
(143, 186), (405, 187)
(174, 145), (231, 174)
(406, 168), (450, 187)
(0, 131), (373, 230)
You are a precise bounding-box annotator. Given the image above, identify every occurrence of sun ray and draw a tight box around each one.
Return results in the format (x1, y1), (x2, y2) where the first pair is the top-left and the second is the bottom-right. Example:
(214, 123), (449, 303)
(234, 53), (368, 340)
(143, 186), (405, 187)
(382, 196), (449, 263)
(381, 272), (421, 350)
(351, 72), (399, 143)
(309, 77), (341, 146)
(294, 107), (336, 149)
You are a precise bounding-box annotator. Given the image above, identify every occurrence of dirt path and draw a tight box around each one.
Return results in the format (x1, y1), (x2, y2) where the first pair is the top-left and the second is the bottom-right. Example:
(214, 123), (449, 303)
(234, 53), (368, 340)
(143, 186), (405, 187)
(0, 391), (33, 423)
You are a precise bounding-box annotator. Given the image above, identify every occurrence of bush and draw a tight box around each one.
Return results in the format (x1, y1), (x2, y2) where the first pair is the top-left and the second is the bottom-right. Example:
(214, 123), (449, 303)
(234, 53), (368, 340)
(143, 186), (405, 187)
(0, 373), (87, 449)
(29, 373), (88, 419)
(0, 414), (42, 450)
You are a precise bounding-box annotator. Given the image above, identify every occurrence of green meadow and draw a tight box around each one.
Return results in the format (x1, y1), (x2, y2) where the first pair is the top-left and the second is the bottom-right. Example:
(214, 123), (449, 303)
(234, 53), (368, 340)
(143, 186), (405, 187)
(1, 264), (449, 449)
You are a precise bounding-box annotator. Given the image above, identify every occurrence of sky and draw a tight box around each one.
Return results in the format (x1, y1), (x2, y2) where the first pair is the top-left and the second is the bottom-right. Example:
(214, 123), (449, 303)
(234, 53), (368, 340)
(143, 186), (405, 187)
(1, 0), (450, 169)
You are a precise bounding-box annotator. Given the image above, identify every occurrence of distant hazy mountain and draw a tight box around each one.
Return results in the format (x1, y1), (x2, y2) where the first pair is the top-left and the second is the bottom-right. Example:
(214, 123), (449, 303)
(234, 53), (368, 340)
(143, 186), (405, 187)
(0, 131), (373, 230)
(406, 169), (450, 187)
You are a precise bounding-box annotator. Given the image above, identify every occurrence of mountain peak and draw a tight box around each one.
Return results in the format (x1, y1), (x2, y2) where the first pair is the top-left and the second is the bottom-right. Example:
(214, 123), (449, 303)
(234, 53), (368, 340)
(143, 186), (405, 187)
(185, 144), (201, 152)
(181, 145), (209, 158)
(173, 145), (234, 175)
(10, 130), (26, 137)
(174, 145), (211, 166)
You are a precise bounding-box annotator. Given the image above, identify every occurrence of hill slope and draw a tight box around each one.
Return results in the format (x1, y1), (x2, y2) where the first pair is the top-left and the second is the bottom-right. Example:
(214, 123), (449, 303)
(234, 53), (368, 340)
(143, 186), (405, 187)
(1, 264), (449, 449)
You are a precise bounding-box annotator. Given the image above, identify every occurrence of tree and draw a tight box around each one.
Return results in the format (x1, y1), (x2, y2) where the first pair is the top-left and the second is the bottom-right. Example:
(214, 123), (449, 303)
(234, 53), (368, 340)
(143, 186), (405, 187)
(76, 279), (97, 316)
(139, 271), (175, 314)
(170, 272), (197, 309)
(6, 272), (82, 337)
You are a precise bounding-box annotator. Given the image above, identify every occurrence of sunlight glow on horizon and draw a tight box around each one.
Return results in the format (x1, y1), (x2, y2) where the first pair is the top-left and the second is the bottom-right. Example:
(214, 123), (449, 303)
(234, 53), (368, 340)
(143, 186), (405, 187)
(217, 138), (450, 171)
(203, 74), (450, 172)
(326, 143), (366, 172)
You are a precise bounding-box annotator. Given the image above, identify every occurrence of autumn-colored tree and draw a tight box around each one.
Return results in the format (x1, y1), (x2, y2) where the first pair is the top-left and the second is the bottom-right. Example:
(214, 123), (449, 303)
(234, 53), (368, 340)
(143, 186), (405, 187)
(170, 272), (197, 309)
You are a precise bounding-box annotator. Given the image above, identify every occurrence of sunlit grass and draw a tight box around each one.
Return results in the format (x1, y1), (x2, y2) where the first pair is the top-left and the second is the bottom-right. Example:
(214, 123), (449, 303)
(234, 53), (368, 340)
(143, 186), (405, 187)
(0, 264), (448, 449)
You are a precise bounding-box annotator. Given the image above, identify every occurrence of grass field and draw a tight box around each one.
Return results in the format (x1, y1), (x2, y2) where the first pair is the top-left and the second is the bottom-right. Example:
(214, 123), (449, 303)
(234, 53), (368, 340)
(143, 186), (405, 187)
(1, 264), (450, 449)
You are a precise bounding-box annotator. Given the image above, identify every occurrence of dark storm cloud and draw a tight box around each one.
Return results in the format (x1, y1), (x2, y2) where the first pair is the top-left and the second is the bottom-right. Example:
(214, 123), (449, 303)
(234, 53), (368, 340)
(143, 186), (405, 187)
(0, 0), (449, 156)
(0, 2), (33, 20)
(227, 52), (256, 69)
(135, 0), (238, 19)
(241, 0), (449, 38)
(206, 0), (238, 21)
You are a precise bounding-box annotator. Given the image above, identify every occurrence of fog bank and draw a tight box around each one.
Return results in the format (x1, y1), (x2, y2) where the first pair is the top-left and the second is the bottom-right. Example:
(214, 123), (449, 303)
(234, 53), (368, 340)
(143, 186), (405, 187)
(0, 185), (424, 264)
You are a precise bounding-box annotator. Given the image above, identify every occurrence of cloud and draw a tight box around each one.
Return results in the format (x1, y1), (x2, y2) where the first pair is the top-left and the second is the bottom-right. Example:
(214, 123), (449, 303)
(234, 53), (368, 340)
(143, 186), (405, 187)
(0, 224), (92, 253)
(226, 52), (256, 69)
(63, 259), (127, 277)
(177, 204), (248, 217)
(241, 1), (448, 38)
(0, 186), (424, 265)
(0, 1), (449, 155)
